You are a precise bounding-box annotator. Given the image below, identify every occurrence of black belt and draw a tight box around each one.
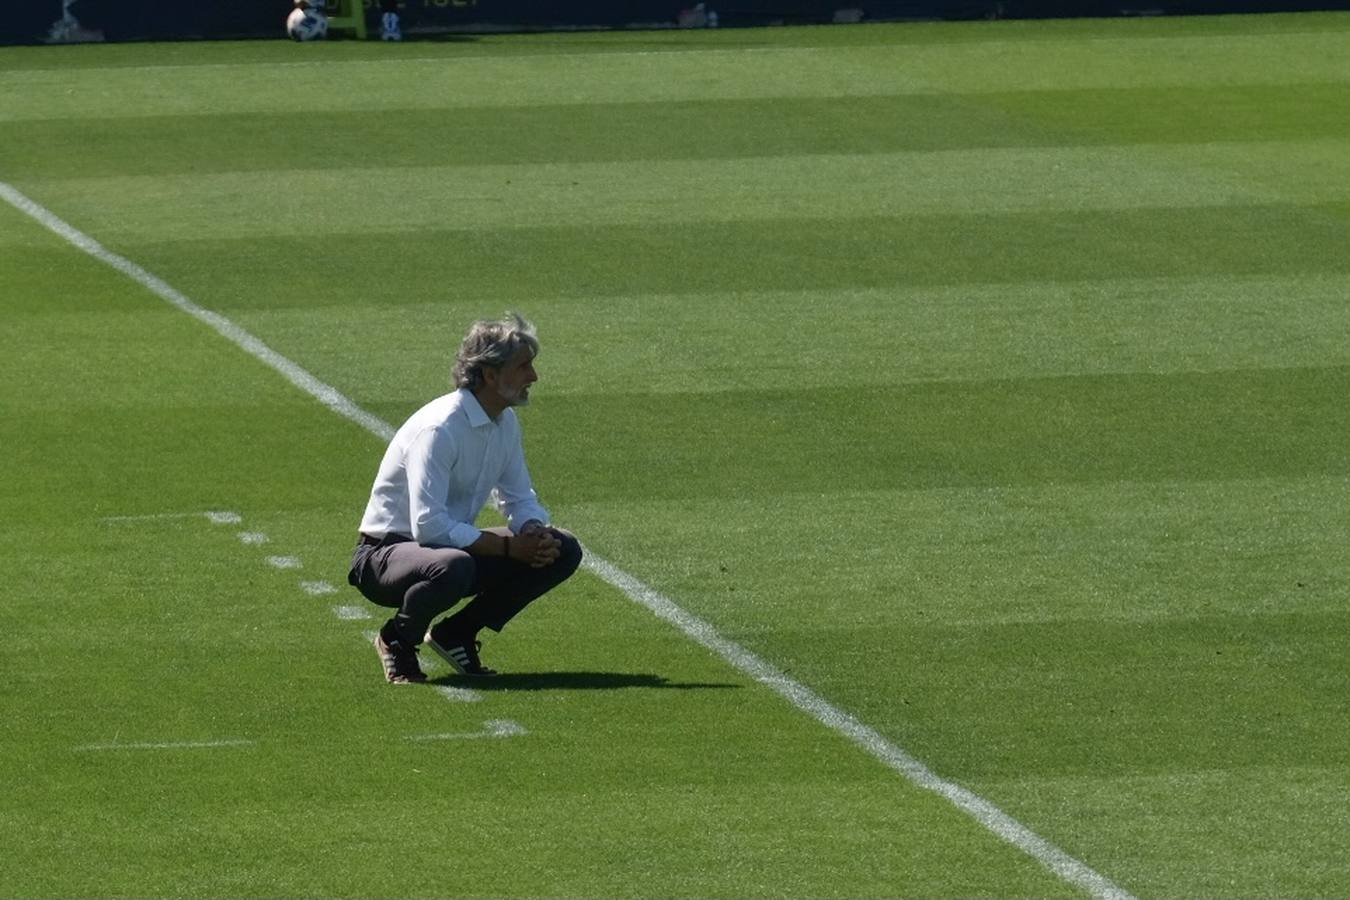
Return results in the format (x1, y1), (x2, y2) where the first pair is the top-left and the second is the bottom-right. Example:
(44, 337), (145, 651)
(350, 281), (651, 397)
(358, 532), (411, 547)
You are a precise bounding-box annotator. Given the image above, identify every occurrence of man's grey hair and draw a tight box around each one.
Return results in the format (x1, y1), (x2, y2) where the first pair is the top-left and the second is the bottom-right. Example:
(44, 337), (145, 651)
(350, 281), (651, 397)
(452, 312), (540, 390)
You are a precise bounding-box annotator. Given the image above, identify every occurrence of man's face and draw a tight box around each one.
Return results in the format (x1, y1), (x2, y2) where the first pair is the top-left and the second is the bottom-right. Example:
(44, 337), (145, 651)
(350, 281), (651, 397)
(493, 346), (538, 407)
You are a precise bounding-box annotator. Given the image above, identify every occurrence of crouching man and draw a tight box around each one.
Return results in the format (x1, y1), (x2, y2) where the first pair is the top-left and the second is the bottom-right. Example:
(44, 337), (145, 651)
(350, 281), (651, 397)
(348, 312), (582, 683)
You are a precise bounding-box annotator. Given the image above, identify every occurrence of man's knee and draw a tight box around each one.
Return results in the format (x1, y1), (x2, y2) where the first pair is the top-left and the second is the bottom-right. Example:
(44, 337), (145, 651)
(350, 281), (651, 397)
(424, 549), (476, 594)
(552, 529), (583, 579)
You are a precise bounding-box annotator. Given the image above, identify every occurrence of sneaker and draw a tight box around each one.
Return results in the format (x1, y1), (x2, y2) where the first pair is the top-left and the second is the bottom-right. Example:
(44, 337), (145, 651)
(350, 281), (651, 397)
(374, 631), (426, 684)
(425, 627), (498, 677)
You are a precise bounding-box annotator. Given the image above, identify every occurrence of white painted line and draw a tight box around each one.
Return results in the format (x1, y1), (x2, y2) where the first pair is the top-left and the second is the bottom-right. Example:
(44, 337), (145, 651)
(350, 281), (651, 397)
(75, 739), (255, 751)
(582, 554), (1136, 900)
(435, 685), (483, 704)
(303, 580), (339, 596)
(100, 512), (194, 523)
(485, 718), (527, 737)
(405, 733), (464, 742)
(99, 513), (170, 523)
(205, 510), (242, 524)
(266, 555), (302, 569)
(237, 531), (268, 545)
(100, 510), (239, 524)
(0, 182), (397, 444)
(332, 605), (371, 620)
(1, 181), (1134, 900)
(405, 719), (525, 741)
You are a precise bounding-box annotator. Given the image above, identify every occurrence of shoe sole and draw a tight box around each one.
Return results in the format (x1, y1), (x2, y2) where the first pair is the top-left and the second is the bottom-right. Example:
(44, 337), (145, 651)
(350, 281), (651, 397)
(424, 634), (497, 677)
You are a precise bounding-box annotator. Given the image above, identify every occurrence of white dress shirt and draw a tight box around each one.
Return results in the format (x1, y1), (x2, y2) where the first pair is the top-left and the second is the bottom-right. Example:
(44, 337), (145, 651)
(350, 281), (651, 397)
(358, 388), (549, 547)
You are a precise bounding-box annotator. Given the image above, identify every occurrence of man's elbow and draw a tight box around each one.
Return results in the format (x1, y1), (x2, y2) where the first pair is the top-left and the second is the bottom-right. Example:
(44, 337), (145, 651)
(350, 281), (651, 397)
(410, 515), (445, 546)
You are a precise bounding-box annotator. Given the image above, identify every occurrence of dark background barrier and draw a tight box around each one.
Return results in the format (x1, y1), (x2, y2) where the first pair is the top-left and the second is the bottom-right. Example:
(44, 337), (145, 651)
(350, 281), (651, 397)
(7, 0), (1347, 45)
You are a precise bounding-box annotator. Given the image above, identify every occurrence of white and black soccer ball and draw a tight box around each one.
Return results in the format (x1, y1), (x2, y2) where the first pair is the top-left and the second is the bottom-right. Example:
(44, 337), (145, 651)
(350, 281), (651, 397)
(286, 6), (328, 41)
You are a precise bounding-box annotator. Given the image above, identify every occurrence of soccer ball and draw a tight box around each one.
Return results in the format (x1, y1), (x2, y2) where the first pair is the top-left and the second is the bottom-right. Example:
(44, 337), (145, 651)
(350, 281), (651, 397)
(286, 7), (328, 40)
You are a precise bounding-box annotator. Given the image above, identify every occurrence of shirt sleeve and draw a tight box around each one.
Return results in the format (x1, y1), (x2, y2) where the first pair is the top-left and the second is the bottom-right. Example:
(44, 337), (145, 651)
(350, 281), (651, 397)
(404, 424), (483, 548)
(494, 417), (550, 533)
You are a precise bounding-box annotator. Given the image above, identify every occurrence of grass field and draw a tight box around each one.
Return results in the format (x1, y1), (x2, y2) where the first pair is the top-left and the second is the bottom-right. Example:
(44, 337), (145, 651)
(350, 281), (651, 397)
(3, 12), (1350, 899)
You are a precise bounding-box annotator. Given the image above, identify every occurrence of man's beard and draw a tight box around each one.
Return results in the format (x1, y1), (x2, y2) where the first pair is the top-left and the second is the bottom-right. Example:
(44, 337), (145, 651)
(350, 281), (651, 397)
(498, 383), (530, 406)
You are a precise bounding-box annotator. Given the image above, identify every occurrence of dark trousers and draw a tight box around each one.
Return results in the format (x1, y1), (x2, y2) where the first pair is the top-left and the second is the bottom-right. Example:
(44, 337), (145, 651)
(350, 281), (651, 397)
(347, 528), (582, 646)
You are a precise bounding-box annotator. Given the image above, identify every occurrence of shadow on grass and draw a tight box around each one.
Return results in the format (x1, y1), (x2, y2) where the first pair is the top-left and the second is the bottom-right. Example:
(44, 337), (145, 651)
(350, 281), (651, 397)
(429, 671), (739, 691)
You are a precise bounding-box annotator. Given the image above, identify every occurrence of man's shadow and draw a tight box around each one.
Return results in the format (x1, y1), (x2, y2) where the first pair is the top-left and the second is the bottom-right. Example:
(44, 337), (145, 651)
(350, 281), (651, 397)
(429, 671), (738, 691)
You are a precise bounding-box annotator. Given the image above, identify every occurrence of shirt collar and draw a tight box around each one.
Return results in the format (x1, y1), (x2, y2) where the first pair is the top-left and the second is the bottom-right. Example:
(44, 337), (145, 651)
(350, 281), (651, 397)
(458, 388), (494, 428)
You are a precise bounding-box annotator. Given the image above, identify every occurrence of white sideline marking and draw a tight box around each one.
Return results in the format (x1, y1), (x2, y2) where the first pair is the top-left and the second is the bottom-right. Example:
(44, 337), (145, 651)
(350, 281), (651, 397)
(205, 510), (243, 524)
(584, 555), (1133, 900)
(332, 605), (370, 620)
(237, 531), (269, 545)
(100, 512), (195, 523)
(303, 580), (339, 596)
(0, 182), (397, 444)
(75, 739), (255, 751)
(266, 555), (302, 569)
(2, 181), (1135, 900)
(406, 720), (525, 741)
(99, 510), (241, 524)
(435, 685), (483, 704)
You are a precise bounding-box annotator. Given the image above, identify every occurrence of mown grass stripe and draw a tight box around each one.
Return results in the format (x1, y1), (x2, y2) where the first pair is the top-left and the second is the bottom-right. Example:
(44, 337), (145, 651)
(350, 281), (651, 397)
(9, 85), (1349, 180)
(23, 140), (1350, 241)
(0, 181), (396, 443)
(6, 22), (1349, 122)
(583, 554), (1136, 900)
(106, 206), (1349, 330)
(0, 178), (1136, 900)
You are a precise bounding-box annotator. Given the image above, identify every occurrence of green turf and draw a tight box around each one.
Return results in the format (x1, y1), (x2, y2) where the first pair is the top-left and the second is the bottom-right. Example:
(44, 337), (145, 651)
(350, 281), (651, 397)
(3, 11), (1350, 899)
